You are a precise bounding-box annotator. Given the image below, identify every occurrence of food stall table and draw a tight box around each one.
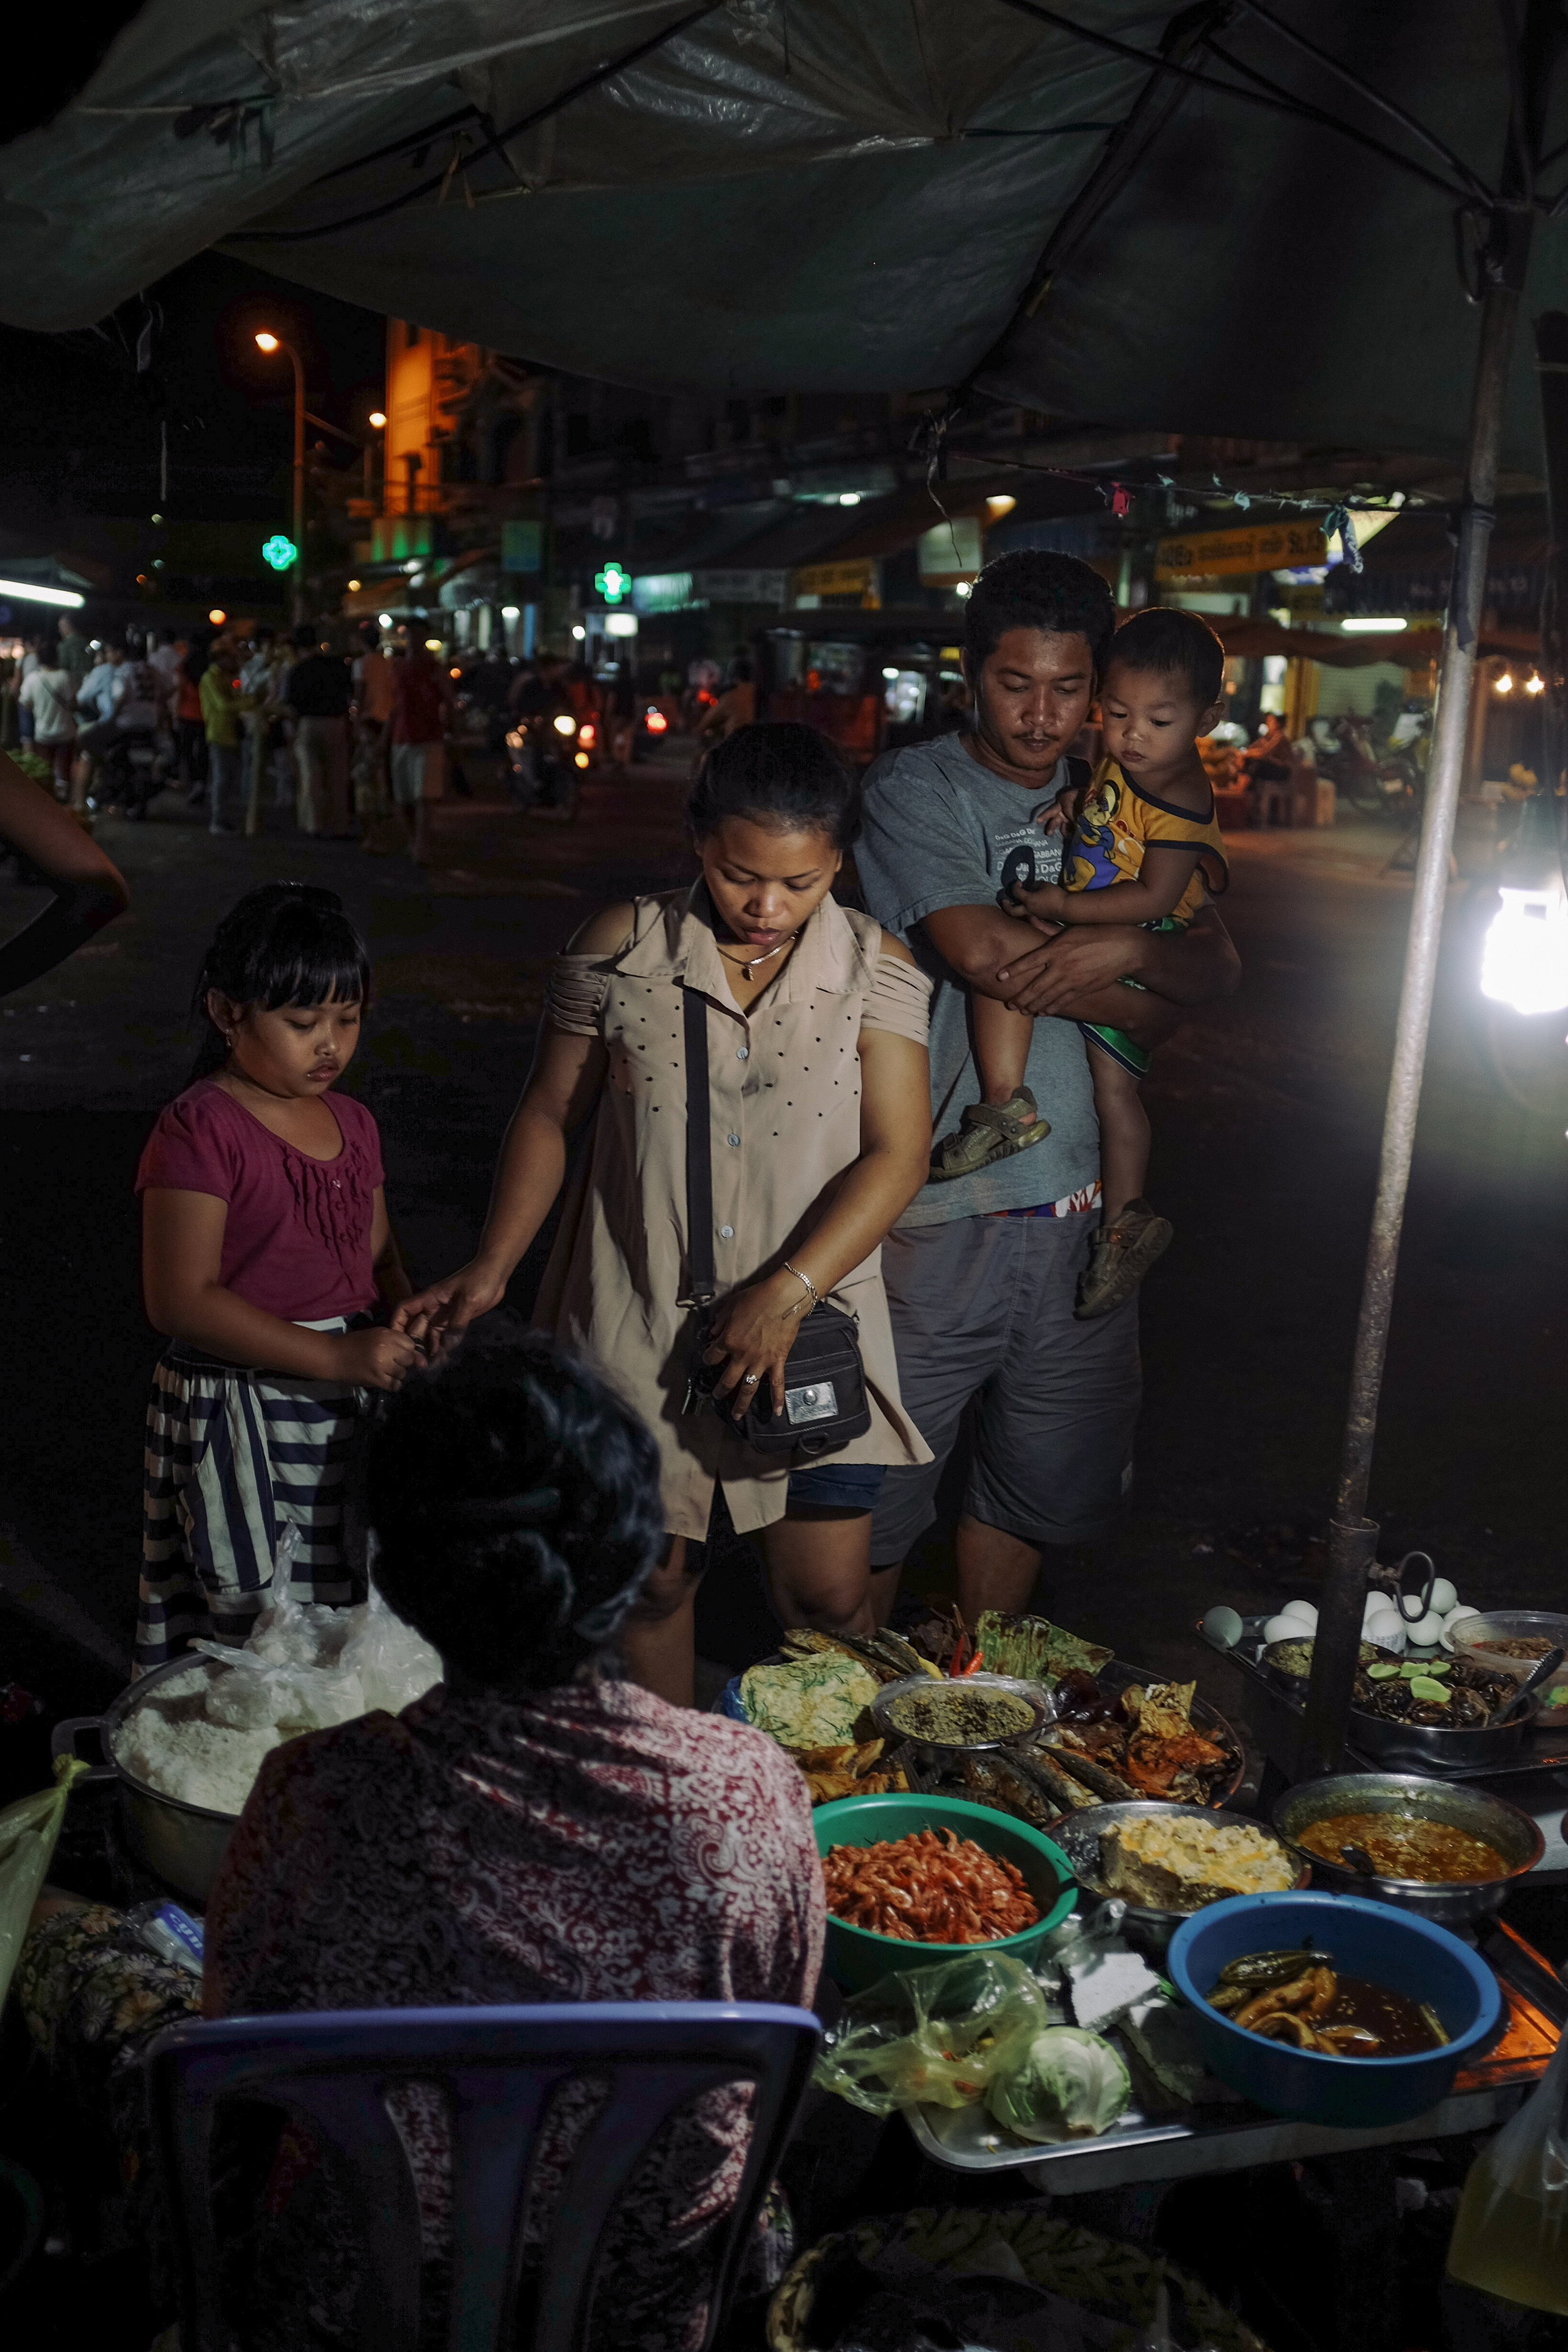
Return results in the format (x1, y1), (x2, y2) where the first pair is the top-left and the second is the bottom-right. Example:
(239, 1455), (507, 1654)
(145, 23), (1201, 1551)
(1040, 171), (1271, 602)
(906, 1917), (1563, 2191)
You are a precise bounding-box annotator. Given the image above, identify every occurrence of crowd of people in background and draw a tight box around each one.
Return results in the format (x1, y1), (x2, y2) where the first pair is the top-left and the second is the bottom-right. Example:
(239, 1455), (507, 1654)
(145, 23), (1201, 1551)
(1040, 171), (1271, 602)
(0, 613), (708, 867)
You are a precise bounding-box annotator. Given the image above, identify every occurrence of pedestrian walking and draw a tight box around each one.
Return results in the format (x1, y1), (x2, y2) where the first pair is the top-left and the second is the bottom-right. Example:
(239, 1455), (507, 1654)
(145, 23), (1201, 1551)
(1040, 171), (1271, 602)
(71, 638), (127, 809)
(198, 633), (244, 834)
(55, 613), (93, 696)
(135, 882), (416, 1670)
(239, 625), (292, 820)
(18, 650), (77, 790)
(282, 625), (353, 836)
(172, 644), (208, 803)
(349, 624), (394, 825)
(387, 630), (455, 864)
(396, 723), (933, 1706)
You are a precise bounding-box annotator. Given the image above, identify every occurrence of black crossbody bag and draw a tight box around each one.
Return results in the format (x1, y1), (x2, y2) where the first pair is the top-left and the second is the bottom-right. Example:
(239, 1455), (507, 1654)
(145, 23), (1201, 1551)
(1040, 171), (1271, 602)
(679, 987), (871, 1458)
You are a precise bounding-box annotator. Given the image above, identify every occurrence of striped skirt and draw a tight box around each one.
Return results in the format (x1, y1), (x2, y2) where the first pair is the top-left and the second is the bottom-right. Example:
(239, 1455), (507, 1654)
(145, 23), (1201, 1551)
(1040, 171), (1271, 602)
(137, 1328), (369, 1675)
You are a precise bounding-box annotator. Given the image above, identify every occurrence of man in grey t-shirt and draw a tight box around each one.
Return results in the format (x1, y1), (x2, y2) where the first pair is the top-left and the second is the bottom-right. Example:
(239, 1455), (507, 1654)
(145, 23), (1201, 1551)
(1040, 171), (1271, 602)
(855, 551), (1239, 1623)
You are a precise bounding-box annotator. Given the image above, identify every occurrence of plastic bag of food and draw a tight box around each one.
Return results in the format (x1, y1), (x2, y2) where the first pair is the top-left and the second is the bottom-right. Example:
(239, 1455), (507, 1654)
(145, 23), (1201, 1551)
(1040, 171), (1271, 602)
(339, 1577), (442, 1718)
(0, 1756), (89, 2014)
(814, 1952), (1051, 2116)
(985, 2025), (1131, 2143)
(1447, 2011), (1568, 2314)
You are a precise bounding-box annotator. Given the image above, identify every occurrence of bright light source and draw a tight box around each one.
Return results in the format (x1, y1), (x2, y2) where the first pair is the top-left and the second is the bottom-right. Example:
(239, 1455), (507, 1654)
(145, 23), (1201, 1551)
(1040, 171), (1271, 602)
(501, 605), (520, 619)
(839, 491), (861, 506)
(347, 578), (362, 592)
(378, 612), (393, 628)
(505, 729), (524, 749)
(571, 623), (586, 641)
(262, 534), (297, 571)
(580, 723), (597, 746)
(595, 561), (630, 603)
(423, 637), (442, 651)
(606, 612), (638, 637)
(881, 665), (899, 679)
(1495, 672), (1515, 694)
(574, 751), (590, 768)
(208, 608), (226, 625)
(1525, 672), (1546, 694)
(368, 411), (387, 429)
(553, 713), (577, 736)
(1339, 617), (1408, 633)
(0, 578), (85, 608)
(254, 331), (280, 352)
(645, 707), (669, 733)
(986, 494), (1017, 517)
(151, 512), (163, 525)
(1481, 885), (1568, 1014)
(450, 665), (462, 678)
(954, 581), (973, 598)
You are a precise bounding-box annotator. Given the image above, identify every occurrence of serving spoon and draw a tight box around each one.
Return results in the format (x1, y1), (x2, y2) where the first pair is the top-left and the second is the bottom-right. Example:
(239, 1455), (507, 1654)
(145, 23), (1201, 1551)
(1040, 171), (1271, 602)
(1340, 1843), (1379, 1877)
(1490, 1645), (1565, 1728)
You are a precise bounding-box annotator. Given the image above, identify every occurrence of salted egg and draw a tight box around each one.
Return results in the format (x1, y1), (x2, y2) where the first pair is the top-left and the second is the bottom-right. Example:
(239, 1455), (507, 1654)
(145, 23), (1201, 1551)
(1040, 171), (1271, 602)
(1403, 1611), (1448, 1648)
(1428, 1576), (1458, 1616)
(1362, 1594), (1394, 1628)
(1365, 1612), (1406, 1652)
(1263, 1614), (1304, 1645)
(1202, 1605), (1244, 1649)
(1279, 1601), (1318, 1630)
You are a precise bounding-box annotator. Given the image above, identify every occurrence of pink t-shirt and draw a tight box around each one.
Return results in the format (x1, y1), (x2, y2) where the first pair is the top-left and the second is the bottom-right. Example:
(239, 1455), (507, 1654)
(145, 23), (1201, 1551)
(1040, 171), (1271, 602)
(136, 1080), (384, 1322)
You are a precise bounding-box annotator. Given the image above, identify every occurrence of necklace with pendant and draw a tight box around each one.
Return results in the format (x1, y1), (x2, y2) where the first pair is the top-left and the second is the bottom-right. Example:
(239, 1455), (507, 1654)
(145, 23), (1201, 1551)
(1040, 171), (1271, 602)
(716, 936), (790, 982)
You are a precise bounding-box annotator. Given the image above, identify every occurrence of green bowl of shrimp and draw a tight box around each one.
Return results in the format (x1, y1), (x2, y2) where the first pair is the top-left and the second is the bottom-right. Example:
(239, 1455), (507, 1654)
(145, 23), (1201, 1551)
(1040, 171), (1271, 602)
(813, 1793), (1077, 1993)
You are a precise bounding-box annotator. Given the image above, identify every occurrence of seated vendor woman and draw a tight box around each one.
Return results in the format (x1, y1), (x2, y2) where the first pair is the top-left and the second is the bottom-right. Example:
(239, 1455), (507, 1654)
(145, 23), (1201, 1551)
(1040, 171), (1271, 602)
(395, 722), (935, 1707)
(17, 1323), (824, 2352)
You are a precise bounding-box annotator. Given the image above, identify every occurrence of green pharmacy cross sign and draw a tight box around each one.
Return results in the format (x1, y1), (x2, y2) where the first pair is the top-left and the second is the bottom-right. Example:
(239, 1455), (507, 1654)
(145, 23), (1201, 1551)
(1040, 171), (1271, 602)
(595, 561), (630, 603)
(262, 534), (298, 572)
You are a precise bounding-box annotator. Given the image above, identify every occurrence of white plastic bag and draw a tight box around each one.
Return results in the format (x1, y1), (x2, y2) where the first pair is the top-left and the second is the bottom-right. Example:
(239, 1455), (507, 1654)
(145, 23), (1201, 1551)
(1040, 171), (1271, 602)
(1448, 2020), (1568, 2313)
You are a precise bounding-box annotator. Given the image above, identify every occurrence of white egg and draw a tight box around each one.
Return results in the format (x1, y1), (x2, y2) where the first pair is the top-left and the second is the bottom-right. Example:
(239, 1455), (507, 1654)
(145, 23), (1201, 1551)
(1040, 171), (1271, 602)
(1445, 1604), (1481, 1629)
(1279, 1601), (1318, 1630)
(1202, 1605), (1244, 1650)
(1365, 1609), (1406, 1650)
(1427, 1577), (1458, 1616)
(1362, 1594), (1393, 1628)
(1263, 1614), (1304, 1646)
(1403, 1611), (1448, 1648)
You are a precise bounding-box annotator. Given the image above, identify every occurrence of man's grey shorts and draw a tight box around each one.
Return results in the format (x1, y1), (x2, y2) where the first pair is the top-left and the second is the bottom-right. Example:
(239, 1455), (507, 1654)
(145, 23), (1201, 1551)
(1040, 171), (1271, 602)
(869, 1209), (1140, 1566)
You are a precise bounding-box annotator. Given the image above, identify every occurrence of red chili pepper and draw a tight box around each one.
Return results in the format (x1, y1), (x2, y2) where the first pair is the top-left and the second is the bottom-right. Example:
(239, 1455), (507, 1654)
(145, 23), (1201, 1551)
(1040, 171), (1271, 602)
(960, 1651), (985, 1677)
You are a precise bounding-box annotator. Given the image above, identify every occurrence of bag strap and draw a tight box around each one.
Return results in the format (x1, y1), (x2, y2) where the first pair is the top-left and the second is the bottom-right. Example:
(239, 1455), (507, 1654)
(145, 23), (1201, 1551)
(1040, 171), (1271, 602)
(682, 986), (717, 1307)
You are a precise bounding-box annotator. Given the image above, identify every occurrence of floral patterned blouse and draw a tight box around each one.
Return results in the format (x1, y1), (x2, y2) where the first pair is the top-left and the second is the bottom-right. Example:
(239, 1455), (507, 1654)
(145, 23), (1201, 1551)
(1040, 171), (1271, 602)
(202, 1675), (825, 2348)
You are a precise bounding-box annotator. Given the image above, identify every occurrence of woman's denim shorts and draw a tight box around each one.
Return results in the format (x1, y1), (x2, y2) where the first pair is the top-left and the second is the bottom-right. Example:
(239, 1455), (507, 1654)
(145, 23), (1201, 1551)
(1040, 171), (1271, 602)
(785, 1461), (886, 1513)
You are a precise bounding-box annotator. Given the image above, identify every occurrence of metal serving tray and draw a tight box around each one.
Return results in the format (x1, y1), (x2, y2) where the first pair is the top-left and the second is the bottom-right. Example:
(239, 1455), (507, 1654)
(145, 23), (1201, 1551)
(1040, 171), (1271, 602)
(905, 1917), (1564, 2188)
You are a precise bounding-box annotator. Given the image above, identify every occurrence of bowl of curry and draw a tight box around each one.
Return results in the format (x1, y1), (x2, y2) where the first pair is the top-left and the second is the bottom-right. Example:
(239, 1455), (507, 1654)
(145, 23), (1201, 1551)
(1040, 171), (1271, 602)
(1271, 1771), (1544, 1929)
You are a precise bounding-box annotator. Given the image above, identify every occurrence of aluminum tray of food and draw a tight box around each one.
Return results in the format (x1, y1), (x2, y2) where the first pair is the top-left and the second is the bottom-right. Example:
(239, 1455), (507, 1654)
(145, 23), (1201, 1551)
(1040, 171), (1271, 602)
(1049, 1800), (1308, 1954)
(1195, 1614), (1568, 1784)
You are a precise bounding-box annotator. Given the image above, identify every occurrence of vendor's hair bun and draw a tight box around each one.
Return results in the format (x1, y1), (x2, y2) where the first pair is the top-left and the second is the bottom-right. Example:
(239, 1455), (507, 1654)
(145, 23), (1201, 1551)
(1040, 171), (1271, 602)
(366, 1320), (662, 1690)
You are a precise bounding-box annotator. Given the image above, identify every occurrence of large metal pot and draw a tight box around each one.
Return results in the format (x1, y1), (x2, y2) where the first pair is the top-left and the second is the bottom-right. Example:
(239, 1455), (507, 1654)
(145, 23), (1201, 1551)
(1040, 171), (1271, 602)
(1347, 1695), (1538, 1775)
(1271, 1771), (1544, 1931)
(53, 1655), (242, 1904)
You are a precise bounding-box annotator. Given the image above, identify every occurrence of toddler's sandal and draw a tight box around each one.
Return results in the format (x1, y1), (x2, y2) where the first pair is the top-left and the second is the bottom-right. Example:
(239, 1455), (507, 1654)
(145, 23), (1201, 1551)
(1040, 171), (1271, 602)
(928, 1088), (1051, 1181)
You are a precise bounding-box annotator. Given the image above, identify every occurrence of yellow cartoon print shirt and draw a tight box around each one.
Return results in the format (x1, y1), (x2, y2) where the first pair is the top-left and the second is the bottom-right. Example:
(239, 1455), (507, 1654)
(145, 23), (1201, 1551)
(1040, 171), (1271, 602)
(1064, 755), (1229, 924)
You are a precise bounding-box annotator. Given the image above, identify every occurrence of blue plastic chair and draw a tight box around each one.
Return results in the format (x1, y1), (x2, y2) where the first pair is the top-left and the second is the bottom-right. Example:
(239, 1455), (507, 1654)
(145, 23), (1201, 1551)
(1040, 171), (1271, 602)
(146, 2001), (821, 2352)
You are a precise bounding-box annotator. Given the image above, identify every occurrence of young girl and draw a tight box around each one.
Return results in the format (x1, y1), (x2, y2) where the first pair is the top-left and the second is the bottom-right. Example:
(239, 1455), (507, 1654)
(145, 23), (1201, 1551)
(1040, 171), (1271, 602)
(135, 882), (418, 1672)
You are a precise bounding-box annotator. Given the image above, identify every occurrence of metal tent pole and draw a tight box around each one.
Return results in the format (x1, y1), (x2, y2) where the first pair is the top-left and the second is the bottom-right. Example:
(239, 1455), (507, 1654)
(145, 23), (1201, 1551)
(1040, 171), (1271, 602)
(1299, 200), (1535, 1779)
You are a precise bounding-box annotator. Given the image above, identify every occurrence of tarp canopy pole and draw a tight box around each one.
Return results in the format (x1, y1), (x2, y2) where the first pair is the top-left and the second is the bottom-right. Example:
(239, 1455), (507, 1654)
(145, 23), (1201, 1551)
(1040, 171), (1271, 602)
(1299, 193), (1536, 1780)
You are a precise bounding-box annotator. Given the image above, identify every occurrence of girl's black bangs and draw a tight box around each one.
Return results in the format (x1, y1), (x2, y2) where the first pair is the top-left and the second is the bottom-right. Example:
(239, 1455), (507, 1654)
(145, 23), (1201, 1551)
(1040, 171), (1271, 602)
(255, 941), (373, 1012)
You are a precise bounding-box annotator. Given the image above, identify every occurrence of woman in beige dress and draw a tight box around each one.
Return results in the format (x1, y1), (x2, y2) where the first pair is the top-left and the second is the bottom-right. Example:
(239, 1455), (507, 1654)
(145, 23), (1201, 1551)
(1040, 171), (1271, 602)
(397, 724), (933, 1702)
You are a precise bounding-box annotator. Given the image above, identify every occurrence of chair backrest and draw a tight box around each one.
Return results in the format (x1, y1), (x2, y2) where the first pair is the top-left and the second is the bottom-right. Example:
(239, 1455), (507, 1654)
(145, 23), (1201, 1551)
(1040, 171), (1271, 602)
(147, 2001), (820, 2352)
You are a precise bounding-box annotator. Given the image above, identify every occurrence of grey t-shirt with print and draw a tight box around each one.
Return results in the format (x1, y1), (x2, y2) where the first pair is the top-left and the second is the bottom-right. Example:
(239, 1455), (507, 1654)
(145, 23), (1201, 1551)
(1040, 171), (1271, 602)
(856, 732), (1100, 1227)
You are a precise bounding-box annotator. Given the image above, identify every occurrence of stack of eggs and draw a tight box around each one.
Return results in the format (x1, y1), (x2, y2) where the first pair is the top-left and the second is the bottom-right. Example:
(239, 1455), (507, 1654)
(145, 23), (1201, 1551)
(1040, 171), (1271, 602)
(1201, 1579), (1480, 1656)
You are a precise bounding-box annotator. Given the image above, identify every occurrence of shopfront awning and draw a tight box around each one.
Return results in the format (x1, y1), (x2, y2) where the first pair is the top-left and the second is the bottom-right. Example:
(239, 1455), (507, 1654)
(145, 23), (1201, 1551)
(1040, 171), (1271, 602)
(3, 4), (1565, 472)
(1215, 618), (1541, 669)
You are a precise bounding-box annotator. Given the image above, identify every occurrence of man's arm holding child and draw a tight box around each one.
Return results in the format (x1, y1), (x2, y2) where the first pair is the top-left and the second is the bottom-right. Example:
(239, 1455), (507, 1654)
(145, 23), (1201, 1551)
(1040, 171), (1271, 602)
(921, 899), (1239, 1042)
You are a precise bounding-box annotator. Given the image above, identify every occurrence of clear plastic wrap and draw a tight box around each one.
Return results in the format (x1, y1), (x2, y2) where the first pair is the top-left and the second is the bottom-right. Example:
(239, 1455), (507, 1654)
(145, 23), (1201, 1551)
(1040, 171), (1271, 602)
(815, 1952), (1051, 2116)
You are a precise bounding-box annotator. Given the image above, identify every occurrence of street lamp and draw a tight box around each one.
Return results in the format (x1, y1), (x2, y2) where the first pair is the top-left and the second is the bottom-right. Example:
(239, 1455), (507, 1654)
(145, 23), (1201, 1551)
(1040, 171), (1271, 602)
(364, 410), (386, 502)
(255, 330), (305, 623)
